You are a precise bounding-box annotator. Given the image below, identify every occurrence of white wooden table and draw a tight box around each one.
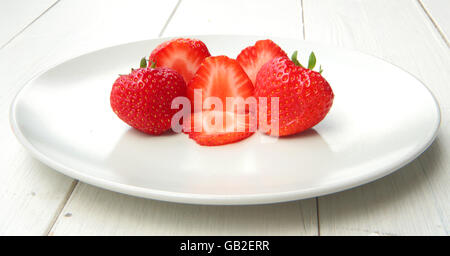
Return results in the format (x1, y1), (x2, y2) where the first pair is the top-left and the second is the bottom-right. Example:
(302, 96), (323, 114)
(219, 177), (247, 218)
(0, 0), (448, 236)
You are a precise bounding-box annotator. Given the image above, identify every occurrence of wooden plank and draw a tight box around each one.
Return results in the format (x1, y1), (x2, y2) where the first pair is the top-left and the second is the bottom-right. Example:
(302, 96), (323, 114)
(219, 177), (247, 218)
(49, 0), (318, 236)
(0, 0), (178, 235)
(0, 0), (57, 48)
(50, 184), (317, 235)
(303, 0), (450, 235)
(164, 0), (303, 38)
(420, 0), (450, 44)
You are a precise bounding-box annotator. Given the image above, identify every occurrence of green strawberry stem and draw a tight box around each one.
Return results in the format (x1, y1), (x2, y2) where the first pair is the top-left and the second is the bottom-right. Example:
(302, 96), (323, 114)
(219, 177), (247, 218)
(150, 61), (156, 68)
(140, 57), (147, 68)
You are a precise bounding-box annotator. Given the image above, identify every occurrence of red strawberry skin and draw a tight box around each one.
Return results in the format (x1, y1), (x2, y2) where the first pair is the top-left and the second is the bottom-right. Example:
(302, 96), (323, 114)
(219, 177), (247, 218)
(149, 38), (211, 83)
(255, 56), (334, 136)
(187, 55), (254, 111)
(236, 39), (287, 85)
(183, 111), (255, 146)
(110, 67), (186, 135)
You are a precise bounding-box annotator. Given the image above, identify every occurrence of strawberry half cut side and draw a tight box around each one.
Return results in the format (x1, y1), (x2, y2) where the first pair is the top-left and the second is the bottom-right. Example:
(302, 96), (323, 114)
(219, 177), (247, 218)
(187, 55), (254, 112)
(149, 38), (211, 83)
(183, 111), (256, 146)
(236, 39), (287, 85)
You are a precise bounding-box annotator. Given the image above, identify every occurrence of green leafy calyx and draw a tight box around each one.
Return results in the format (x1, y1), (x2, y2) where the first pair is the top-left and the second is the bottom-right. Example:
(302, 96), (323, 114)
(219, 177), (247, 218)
(291, 51), (323, 73)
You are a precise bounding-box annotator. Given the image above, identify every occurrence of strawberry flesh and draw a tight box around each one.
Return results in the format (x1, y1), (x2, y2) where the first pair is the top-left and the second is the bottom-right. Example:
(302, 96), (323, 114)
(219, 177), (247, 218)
(150, 38), (211, 83)
(183, 111), (256, 146)
(187, 55), (254, 111)
(236, 39), (287, 85)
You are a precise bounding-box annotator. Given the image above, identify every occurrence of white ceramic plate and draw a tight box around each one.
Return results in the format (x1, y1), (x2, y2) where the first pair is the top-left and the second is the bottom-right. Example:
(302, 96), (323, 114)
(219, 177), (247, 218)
(10, 35), (440, 205)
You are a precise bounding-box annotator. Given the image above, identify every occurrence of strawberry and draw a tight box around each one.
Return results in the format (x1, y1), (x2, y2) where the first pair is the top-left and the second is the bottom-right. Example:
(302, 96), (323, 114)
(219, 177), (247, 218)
(183, 110), (256, 146)
(236, 39), (287, 85)
(187, 55), (254, 111)
(255, 52), (334, 136)
(149, 38), (211, 83)
(110, 58), (186, 135)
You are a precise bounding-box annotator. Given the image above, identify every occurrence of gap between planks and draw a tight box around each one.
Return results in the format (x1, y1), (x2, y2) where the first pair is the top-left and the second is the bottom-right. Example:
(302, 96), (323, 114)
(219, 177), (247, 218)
(46, 179), (78, 236)
(45, 0), (184, 235)
(0, 0), (61, 50)
(417, 0), (450, 47)
(159, 0), (182, 37)
(300, 0), (306, 40)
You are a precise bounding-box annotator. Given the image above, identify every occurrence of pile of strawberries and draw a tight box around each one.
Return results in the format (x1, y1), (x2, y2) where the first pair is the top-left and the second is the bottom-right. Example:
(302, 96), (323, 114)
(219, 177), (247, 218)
(110, 38), (334, 146)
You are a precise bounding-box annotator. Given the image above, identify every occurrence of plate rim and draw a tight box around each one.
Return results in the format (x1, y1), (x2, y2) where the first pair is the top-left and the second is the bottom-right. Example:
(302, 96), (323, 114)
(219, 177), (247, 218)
(9, 35), (442, 205)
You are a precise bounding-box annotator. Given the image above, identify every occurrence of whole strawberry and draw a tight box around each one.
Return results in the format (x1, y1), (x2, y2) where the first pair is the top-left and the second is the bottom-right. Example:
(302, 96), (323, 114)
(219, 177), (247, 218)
(110, 58), (186, 135)
(255, 52), (334, 136)
(149, 38), (211, 84)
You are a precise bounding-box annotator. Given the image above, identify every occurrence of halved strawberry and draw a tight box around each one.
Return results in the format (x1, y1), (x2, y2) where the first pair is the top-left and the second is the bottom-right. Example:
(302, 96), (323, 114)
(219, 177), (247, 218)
(187, 56), (254, 111)
(149, 38), (211, 83)
(236, 39), (287, 85)
(183, 111), (256, 146)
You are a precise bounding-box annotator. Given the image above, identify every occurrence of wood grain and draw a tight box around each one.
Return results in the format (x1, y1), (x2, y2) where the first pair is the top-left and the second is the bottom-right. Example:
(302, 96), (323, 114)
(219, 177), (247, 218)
(0, 0), (179, 235)
(303, 0), (449, 235)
